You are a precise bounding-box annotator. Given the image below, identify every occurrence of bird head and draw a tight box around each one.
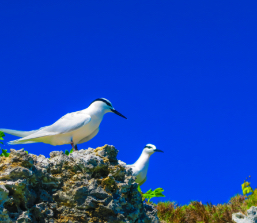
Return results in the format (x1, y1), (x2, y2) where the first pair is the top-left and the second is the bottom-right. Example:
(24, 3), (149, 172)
(90, 98), (127, 119)
(143, 144), (164, 155)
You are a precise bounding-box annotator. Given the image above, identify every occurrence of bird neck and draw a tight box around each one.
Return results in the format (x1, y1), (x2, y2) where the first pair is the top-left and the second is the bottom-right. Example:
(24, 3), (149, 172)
(85, 105), (106, 119)
(134, 151), (151, 170)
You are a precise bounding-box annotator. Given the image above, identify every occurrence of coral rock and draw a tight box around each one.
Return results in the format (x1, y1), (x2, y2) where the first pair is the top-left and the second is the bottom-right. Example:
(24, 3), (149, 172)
(0, 145), (159, 223)
(232, 206), (257, 223)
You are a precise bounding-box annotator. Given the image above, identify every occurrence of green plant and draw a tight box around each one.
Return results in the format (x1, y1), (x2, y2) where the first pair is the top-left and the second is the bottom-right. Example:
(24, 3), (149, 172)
(138, 186), (165, 203)
(65, 148), (73, 156)
(242, 176), (253, 197)
(157, 178), (257, 223)
(0, 131), (9, 157)
(0, 149), (10, 157)
(240, 176), (257, 209)
(244, 189), (257, 209)
(157, 194), (247, 223)
(0, 131), (4, 144)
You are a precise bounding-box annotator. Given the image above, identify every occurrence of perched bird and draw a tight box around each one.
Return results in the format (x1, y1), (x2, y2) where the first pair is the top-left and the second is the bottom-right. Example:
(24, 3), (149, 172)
(127, 144), (163, 186)
(0, 98), (127, 150)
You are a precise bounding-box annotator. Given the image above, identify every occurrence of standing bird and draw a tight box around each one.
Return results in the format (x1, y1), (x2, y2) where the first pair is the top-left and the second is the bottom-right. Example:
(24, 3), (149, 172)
(127, 144), (164, 186)
(0, 98), (127, 150)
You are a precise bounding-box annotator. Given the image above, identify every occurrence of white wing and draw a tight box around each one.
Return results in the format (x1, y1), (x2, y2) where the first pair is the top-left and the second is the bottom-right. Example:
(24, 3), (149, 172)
(11, 112), (91, 141)
(45, 112), (91, 133)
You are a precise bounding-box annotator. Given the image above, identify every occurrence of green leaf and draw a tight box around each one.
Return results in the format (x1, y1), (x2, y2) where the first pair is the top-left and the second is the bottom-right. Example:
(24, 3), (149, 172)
(154, 188), (164, 193)
(242, 182), (250, 190)
(243, 187), (253, 195)
(0, 131), (5, 137)
(137, 186), (142, 193)
(70, 148), (73, 154)
(1, 149), (9, 157)
(154, 193), (165, 197)
(25, 151), (28, 154)
(155, 191), (163, 195)
(145, 189), (153, 194)
(143, 194), (155, 200)
(141, 187), (165, 203)
(65, 150), (69, 156)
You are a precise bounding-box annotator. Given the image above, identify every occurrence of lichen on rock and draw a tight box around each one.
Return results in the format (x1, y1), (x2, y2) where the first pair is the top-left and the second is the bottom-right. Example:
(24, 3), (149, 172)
(0, 145), (159, 223)
(232, 206), (257, 223)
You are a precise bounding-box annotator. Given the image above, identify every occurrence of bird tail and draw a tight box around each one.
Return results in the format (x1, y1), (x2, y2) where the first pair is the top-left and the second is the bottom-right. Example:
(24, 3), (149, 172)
(0, 128), (40, 145)
(8, 128), (56, 145)
(0, 128), (38, 137)
(8, 140), (37, 145)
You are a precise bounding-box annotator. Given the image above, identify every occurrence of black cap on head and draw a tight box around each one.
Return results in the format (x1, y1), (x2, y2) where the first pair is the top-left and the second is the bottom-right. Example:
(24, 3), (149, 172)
(90, 98), (112, 107)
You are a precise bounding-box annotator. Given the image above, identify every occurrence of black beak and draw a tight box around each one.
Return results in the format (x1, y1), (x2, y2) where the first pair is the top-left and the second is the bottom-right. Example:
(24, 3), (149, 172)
(111, 109), (127, 119)
(155, 149), (164, 153)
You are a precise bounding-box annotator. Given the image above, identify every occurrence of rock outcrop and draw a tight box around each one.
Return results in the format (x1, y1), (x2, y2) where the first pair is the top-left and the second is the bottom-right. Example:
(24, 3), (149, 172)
(232, 206), (257, 223)
(0, 145), (159, 223)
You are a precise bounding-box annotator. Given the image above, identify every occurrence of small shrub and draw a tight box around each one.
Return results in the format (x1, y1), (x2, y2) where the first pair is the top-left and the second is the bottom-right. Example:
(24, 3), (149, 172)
(0, 149), (9, 157)
(0, 132), (29, 157)
(65, 148), (73, 156)
(157, 195), (246, 223)
(244, 189), (257, 209)
(0, 131), (4, 144)
(0, 131), (9, 157)
(241, 176), (257, 209)
(138, 186), (165, 202)
(157, 177), (257, 223)
(242, 176), (253, 196)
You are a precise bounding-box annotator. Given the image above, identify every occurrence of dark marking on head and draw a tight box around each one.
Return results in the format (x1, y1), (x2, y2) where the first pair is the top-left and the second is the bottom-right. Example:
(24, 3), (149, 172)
(90, 98), (112, 107)
(144, 146), (152, 149)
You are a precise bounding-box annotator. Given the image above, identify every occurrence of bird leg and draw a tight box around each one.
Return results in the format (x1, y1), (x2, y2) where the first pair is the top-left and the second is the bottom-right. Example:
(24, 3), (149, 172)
(74, 145), (78, 150)
(71, 139), (75, 150)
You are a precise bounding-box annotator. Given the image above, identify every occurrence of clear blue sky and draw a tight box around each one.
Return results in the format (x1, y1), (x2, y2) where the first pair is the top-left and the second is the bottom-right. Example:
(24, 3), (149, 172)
(1, 1), (257, 205)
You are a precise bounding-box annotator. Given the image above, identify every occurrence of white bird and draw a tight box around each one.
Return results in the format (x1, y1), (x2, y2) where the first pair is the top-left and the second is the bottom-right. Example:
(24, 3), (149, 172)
(0, 98), (127, 150)
(127, 144), (163, 186)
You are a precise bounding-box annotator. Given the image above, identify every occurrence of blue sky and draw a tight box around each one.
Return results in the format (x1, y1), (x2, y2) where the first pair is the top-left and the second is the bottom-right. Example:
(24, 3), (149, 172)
(1, 1), (257, 205)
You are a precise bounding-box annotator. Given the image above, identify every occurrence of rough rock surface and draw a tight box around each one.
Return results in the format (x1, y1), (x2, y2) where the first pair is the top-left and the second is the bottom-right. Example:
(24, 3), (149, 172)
(0, 145), (159, 223)
(232, 206), (257, 223)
